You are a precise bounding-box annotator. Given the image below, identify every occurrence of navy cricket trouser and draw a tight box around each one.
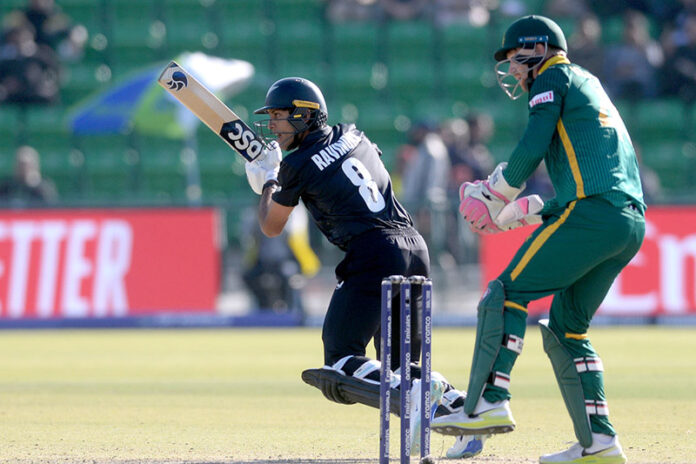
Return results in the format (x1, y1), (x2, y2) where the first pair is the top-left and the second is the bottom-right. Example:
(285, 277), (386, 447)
(321, 227), (430, 371)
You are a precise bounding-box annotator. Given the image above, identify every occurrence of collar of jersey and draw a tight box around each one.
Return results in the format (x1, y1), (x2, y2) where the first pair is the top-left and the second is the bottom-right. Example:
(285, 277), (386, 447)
(538, 55), (570, 75)
(299, 126), (332, 149)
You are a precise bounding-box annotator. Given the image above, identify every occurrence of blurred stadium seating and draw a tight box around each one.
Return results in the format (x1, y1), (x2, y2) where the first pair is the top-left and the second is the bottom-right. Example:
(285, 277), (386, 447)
(1, 0), (695, 228)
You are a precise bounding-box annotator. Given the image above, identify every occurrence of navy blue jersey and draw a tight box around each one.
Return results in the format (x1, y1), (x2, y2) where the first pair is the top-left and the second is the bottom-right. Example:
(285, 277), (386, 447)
(272, 124), (413, 250)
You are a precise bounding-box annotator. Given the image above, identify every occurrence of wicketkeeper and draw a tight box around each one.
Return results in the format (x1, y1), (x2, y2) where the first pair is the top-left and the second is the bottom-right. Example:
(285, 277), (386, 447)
(245, 77), (485, 459)
(431, 15), (645, 464)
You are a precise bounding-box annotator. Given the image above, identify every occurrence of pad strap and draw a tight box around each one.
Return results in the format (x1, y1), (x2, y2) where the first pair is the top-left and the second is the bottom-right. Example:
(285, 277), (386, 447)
(503, 334), (524, 354)
(574, 357), (604, 373)
(488, 371), (511, 390)
(585, 400), (609, 416)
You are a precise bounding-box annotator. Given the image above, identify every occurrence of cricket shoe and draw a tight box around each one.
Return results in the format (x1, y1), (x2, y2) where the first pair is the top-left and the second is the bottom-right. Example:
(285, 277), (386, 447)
(431, 397), (515, 436)
(446, 434), (488, 459)
(408, 373), (447, 456)
(539, 434), (626, 464)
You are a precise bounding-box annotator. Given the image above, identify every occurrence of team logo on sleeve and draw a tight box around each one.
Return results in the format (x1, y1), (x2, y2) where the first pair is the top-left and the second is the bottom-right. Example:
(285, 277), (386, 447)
(529, 90), (554, 108)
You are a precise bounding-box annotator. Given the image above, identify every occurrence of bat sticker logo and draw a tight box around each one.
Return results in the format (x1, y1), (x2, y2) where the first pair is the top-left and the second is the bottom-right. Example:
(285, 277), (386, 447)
(221, 120), (264, 159)
(166, 71), (188, 91)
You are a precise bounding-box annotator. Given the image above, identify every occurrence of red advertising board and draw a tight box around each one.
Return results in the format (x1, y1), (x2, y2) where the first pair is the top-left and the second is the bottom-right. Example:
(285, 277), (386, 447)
(481, 206), (696, 316)
(0, 208), (221, 318)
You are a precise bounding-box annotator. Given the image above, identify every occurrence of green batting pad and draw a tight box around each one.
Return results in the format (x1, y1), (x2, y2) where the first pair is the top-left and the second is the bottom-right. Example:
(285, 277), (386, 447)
(464, 280), (506, 415)
(539, 319), (593, 448)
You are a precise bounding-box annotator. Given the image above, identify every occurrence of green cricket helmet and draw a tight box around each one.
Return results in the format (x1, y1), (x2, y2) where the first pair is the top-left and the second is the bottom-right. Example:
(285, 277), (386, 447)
(494, 15), (567, 99)
(494, 15), (567, 61)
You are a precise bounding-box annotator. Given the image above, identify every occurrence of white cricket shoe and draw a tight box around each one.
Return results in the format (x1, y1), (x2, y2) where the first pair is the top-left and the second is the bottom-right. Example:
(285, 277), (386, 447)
(539, 434), (627, 464)
(446, 434), (488, 459)
(432, 397), (515, 436)
(409, 373), (447, 456)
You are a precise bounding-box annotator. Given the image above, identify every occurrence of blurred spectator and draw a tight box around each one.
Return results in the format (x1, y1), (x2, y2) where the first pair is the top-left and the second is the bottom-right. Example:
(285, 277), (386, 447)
(545, 0), (591, 18)
(440, 117), (474, 192)
(3, 0), (87, 61)
(241, 204), (319, 314)
(398, 121), (450, 207)
(326, 0), (380, 22)
(603, 10), (664, 100)
(0, 145), (58, 205)
(585, 0), (632, 17)
(381, 0), (429, 20)
(0, 23), (60, 104)
(662, 14), (696, 103)
(585, 0), (682, 23)
(568, 13), (605, 77)
(466, 112), (495, 167)
(396, 121), (450, 258)
(432, 0), (497, 27)
(663, 0), (696, 53)
(439, 114), (495, 264)
(441, 114), (494, 196)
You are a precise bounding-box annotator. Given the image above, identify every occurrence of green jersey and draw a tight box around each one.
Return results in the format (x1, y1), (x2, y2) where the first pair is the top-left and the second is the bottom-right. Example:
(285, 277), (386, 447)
(503, 56), (645, 214)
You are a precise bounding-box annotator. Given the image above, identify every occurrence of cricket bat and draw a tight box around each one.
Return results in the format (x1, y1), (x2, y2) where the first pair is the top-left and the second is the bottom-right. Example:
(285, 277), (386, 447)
(157, 61), (264, 162)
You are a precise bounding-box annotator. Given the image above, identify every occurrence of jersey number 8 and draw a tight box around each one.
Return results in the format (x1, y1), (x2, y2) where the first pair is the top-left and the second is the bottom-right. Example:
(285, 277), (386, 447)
(341, 158), (386, 213)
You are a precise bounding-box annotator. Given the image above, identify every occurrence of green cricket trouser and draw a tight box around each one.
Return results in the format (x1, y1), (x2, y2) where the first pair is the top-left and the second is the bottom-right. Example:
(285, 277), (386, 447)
(483, 195), (645, 435)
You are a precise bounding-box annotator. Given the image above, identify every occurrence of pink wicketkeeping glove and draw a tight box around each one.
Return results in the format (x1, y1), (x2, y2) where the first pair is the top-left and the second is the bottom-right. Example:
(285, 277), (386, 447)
(459, 181), (507, 234)
(496, 194), (544, 229)
(457, 163), (534, 235)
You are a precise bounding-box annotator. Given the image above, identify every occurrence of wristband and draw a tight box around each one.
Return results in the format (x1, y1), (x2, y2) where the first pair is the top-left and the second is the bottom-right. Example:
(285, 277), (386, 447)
(262, 179), (280, 191)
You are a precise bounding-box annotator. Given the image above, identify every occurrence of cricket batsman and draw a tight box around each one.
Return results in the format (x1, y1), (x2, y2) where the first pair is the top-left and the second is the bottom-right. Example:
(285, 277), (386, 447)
(245, 77), (486, 458)
(431, 15), (646, 464)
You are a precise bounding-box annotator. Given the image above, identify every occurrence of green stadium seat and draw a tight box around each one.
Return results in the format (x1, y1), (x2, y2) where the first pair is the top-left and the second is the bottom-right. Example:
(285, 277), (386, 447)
(274, 28), (326, 77)
(386, 60), (436, 107)
(0, 0), (27, 20)
(24, 107), (71, 143)
(217, 1), (266, 64)
(476, 98), (528, 149)
(83, 150), (131, 195)
(353, 99), (395, 133)
(332, 61), (377, 97)
(439, 23), (490, 61)
(61, 62), (106, 106)
(631, 99), (687, 140)
(385, 20), (434, 60)
(330, 21), (382, 64)
(197, 148), (237, 172)
(600, 16), (624, 44)
(106, 0), (167, 73)
(0, 107), (24, 148)
(60, 0), (101, 33)
(269, 0), (323, 22)
(640, 140), (694, 192)
(109, 0), (162, 46)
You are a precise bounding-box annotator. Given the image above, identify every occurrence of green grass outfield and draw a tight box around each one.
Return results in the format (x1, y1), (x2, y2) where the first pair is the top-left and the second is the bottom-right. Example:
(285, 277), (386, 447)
(0, 327), (694, 464)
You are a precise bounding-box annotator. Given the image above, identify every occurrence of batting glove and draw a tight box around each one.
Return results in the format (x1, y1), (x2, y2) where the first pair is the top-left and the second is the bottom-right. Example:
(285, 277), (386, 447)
(245, 141), (282, 195)
(255, 141), (282, 173)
